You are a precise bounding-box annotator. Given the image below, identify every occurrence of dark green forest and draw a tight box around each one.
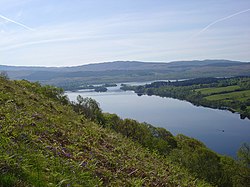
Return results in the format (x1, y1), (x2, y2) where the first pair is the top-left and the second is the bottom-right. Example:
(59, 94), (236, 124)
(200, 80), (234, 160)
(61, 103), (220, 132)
(0, 76), (249, 186)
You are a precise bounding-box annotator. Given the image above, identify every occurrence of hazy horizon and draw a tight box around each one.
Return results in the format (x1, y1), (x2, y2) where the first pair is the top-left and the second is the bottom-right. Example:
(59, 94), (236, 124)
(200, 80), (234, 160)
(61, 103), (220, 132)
(1, 0), (250, 67)
(0, 59), (249, 68)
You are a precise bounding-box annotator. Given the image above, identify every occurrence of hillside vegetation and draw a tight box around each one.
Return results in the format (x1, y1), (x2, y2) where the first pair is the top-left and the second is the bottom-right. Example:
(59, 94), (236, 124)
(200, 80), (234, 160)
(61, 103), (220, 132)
(0, 77), (210, 186)
(0, 77), (249, 186)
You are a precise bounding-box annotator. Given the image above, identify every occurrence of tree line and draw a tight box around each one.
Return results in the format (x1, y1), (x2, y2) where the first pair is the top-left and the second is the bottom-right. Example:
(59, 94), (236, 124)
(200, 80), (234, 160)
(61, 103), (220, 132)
(121, 77), (250, 119)
(71, 95), (250, 186)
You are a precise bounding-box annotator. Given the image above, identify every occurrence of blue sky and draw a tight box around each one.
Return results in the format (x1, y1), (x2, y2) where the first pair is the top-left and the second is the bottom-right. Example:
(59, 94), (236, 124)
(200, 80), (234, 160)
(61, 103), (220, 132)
(0, 0), (250, 67)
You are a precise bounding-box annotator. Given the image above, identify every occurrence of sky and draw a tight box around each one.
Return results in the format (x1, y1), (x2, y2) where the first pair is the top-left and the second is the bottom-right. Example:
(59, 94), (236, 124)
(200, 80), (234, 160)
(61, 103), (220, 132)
(0, 0), (250, 67)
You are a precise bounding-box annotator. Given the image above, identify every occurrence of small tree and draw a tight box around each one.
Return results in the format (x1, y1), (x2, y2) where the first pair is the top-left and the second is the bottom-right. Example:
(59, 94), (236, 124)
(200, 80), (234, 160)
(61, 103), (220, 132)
(237, 143), (250, 167)
(75, 96), (104, 124)
(0, 71), (9, 80)
(237, 143), (250, 186)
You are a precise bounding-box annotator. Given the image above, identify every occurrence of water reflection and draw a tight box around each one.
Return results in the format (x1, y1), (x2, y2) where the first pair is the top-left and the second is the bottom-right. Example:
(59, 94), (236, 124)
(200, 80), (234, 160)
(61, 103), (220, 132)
(66, 84), (250, 157)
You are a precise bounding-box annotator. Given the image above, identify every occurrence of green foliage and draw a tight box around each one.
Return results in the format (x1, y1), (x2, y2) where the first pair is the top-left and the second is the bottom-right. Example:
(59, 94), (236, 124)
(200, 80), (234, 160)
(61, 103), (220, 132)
(237, 143), (250, 167)
(1, 79), (208, 186)
(168, 135), (250, 187)
(0, 71), (9, 80)
(103, 113), (177, 155)
(169, 135), (222, 185)
(1, 78), (249, 186)
(70, 92), (250, 187)
(94, 86), (108, 92)
(234, 144), (250, 187)
(73, 95), (105, 124)
(101, 113), (248, 186)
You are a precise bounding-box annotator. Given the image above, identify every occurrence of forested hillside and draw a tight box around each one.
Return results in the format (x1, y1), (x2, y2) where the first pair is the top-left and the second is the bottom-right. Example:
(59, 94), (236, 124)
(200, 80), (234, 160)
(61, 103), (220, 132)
(0, 77), (249, 186)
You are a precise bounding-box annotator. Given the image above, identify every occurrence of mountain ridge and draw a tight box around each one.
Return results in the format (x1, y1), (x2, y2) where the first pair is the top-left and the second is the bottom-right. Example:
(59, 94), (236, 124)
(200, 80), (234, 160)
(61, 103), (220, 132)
(0, 59), (248, 70)
(1, 59), (250, 89)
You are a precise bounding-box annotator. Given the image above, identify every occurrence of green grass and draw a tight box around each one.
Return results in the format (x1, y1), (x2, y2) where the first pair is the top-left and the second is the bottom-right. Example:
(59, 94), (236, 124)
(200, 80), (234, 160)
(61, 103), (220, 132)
(0, 77), (210, 186)
(205, 90), (250, 102)
(195, 85), (240, 95)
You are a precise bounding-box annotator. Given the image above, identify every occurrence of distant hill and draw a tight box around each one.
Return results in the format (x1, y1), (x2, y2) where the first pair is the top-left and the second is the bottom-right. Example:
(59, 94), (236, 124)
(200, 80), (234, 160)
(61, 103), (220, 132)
(1, 60), (250, 89)
(1, 59), (247, 72)
(62, 59), (247, 71)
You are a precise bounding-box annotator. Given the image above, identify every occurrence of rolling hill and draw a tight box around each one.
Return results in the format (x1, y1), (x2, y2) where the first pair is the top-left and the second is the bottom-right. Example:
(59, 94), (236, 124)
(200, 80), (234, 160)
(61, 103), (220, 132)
(1, 60), (250, 90)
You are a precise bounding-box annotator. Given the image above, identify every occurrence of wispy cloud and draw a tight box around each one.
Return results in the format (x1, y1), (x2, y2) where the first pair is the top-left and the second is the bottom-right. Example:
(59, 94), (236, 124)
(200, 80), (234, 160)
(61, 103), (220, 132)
(0, 13), (34, 31)
(0, 36), (86, 51)
(190, 8), (250, 39)
(0, 12), (179, 51)
(1, 0), (250, 66)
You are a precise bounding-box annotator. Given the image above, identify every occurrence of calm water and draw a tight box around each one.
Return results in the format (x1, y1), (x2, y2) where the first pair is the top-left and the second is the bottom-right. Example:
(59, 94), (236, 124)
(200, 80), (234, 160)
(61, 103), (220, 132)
(66, 84), (250, 157)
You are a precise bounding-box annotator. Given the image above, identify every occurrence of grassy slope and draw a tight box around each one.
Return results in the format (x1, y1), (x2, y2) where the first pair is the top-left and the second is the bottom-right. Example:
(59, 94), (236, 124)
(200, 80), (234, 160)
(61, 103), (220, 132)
(195, 85), (250, 115)
(0, 78), (209, 187)
(205, 90), (250, 102)
(195, 85), (241, 95)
